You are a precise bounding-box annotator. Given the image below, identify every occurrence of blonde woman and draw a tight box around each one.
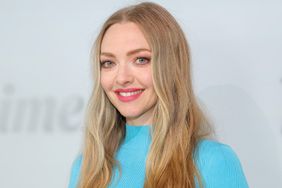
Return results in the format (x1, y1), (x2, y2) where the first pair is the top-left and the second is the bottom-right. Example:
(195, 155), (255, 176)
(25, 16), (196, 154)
(68, 2), (248, 188)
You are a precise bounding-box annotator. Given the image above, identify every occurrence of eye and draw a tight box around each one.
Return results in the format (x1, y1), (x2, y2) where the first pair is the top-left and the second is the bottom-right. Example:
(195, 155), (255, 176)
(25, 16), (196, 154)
(100, 60), (115, 68)
(135, 57), (150, 65)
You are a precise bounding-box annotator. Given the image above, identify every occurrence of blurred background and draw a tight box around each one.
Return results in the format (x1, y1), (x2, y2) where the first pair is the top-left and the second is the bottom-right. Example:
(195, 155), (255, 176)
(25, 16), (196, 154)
(0, 0), (281, 187)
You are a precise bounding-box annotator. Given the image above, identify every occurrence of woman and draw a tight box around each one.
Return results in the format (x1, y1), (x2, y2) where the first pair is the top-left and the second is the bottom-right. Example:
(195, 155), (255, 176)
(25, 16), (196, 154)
(68, 2), (249, 188)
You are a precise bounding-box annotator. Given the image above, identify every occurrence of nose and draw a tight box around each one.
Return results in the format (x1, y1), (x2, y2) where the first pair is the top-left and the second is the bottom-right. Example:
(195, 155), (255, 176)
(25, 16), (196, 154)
(115, 63), (133, 86)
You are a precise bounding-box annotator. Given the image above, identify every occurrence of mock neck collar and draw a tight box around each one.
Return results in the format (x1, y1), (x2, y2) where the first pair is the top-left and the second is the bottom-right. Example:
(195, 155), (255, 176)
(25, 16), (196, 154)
(124, 124), (151, 143)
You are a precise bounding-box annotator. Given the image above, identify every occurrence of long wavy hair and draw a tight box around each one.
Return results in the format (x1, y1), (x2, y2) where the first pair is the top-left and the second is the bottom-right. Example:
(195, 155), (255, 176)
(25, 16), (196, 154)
(79, 2), (210, 188)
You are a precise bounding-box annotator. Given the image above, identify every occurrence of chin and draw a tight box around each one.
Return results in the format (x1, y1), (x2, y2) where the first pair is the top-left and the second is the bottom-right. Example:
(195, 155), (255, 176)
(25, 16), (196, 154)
(119, 111), (140, 119)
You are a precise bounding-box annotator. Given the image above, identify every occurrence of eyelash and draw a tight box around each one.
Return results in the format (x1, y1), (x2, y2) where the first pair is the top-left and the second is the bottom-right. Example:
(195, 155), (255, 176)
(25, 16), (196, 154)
(100, 57), (151, 68)
(100, 61), (114, 68)
(135, 57), (151, 65)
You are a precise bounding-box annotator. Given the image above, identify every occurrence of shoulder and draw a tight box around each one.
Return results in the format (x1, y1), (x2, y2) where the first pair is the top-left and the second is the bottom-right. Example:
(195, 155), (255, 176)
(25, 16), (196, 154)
(195, 139), (239, 166)
(68, 155), (82, 188)
(194, 139), (249, 188)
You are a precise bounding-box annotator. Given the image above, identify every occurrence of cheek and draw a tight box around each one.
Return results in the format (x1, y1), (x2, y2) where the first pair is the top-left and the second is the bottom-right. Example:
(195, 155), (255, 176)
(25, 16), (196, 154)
(100, 74), (112, 91)
(138, 69), (154, 87)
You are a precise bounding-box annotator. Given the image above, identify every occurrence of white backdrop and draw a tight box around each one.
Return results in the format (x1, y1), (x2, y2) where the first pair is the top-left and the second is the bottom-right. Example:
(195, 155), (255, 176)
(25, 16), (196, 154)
(0, 0), (281, 187)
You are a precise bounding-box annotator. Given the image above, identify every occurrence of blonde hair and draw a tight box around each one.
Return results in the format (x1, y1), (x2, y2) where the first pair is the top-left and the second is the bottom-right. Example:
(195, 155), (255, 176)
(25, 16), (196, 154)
(79, 2), (210, 188)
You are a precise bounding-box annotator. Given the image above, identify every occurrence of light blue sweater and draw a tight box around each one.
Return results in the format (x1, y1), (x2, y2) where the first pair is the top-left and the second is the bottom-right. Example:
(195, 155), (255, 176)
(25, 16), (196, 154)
(68, 124), (249, 188)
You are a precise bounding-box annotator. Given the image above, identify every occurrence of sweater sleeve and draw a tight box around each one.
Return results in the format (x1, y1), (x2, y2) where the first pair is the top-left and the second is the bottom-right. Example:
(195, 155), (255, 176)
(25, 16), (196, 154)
(68, 155), (82, 188)
(195, 140), (249, 188)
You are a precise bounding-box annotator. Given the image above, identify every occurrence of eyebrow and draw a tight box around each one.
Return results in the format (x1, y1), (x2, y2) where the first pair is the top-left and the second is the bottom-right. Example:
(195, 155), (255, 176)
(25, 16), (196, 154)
(100, 48), (151, 58)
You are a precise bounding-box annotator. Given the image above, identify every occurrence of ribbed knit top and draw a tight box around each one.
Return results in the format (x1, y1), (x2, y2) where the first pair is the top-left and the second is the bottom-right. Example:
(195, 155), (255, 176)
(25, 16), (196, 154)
(68, 124), (249, 188)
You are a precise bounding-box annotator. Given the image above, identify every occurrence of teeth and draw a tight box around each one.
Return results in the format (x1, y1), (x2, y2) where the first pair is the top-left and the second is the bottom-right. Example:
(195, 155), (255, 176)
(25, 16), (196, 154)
(119, 90), (143, 97)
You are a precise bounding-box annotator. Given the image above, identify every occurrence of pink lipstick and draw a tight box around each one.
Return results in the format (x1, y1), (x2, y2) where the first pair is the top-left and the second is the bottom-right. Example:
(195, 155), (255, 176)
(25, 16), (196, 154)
(114, 88), (144, 102)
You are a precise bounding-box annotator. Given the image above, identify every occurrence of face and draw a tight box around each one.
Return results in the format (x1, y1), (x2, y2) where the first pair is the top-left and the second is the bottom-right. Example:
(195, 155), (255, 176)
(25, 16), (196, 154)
(100, 22), (157, 126)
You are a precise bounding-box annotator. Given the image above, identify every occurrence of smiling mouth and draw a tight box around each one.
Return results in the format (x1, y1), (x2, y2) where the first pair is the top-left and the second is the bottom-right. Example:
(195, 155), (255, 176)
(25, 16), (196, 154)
(119, 90), (143, 96)
(114, 89), (144, 102)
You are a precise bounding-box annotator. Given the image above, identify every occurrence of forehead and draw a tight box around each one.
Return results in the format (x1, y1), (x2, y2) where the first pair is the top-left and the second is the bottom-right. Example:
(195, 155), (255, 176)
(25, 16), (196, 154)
(100, 22), (150, 53)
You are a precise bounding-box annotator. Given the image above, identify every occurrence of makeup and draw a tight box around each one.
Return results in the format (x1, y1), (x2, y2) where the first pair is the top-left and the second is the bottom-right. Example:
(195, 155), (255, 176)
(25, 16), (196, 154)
(114, 88), (144, 102)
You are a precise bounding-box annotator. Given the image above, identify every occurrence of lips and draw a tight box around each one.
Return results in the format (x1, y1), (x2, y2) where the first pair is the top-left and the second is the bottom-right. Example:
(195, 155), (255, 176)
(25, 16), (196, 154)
(114, 88), (144, 102)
